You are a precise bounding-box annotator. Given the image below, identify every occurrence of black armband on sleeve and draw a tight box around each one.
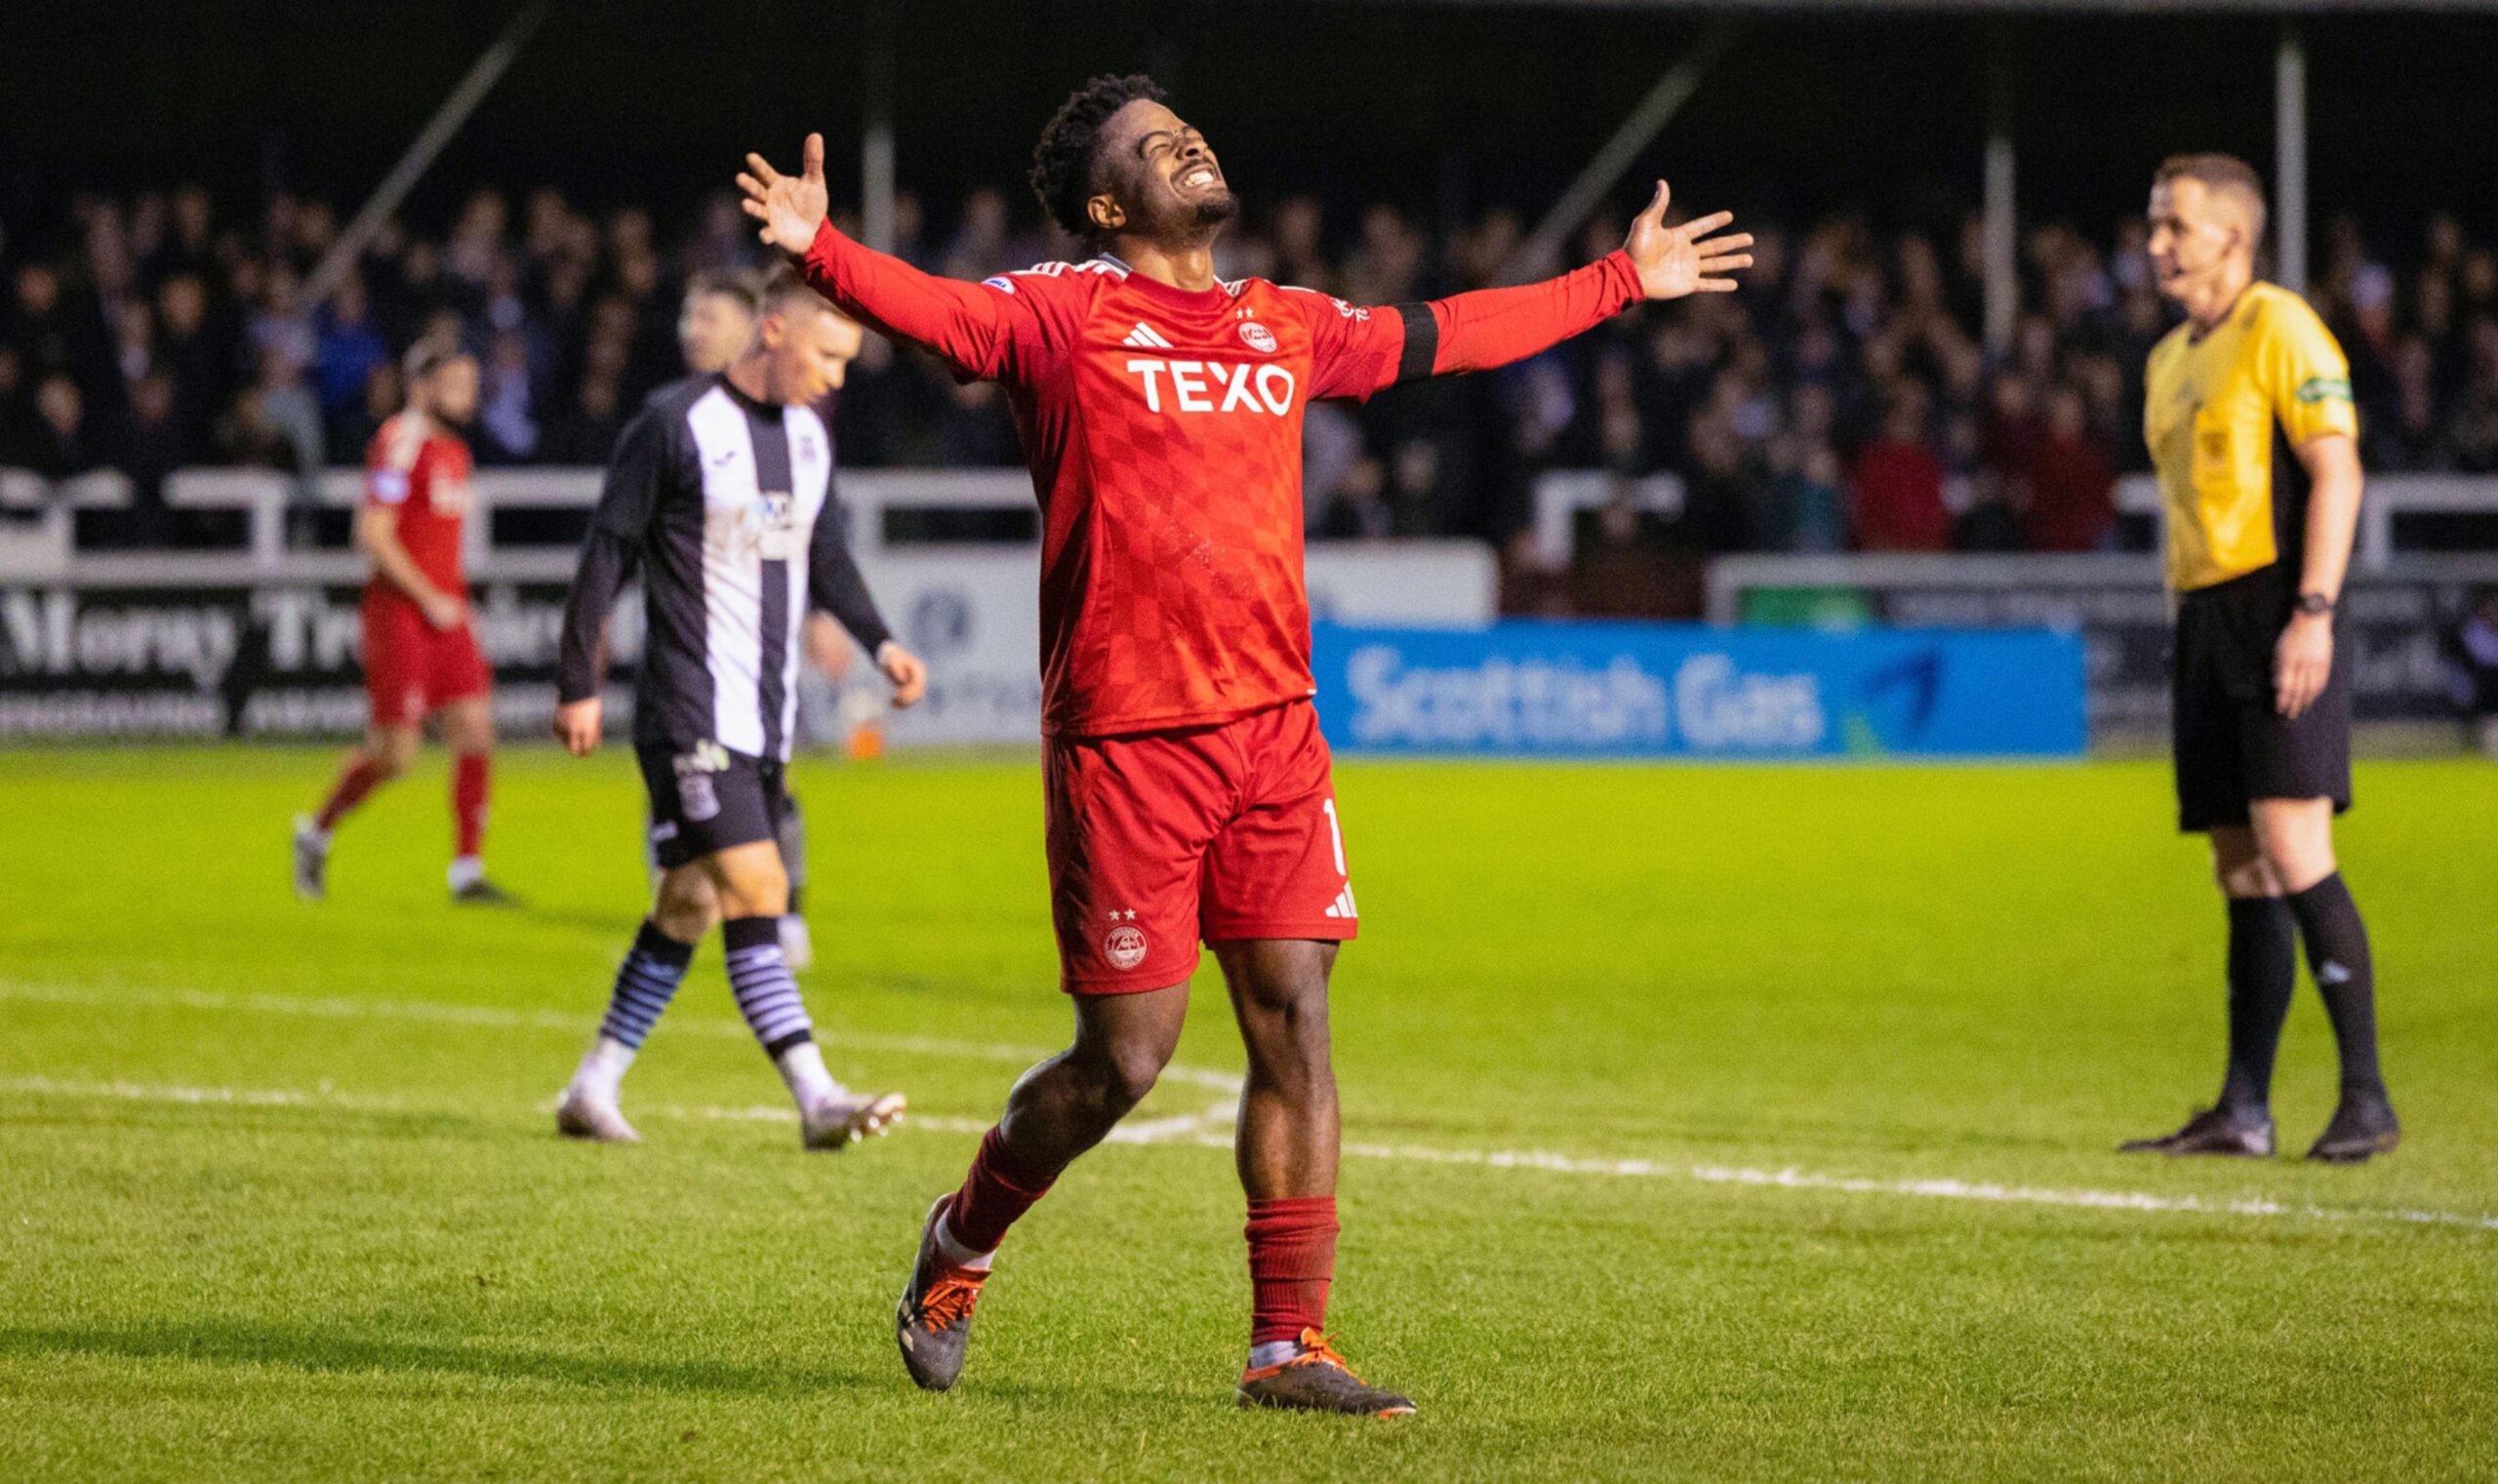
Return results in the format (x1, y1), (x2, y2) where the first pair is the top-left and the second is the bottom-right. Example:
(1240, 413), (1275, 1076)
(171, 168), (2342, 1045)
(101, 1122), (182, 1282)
(1391, 301), (1440, 385)
(557, 529), (639, 703)
(808, 507), (895, 654)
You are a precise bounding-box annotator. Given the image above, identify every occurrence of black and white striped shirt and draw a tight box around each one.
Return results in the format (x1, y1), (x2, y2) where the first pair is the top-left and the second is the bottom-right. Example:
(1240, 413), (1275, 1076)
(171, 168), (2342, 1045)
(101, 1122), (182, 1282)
(557, 374), (893, 761)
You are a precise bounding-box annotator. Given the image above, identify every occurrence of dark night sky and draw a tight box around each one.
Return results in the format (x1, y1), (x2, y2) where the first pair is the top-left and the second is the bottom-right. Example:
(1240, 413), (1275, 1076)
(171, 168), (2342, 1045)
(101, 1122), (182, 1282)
(4, 2), (2492, 248)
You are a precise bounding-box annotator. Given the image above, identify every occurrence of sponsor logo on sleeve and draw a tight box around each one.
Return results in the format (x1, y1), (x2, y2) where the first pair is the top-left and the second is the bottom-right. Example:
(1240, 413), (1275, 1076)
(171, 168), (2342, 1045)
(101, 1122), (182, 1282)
(2295, 376), (2353, 404)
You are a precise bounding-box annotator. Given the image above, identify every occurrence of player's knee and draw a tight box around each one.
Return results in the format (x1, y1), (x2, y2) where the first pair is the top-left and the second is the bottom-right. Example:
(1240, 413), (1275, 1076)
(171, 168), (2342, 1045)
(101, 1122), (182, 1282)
(1085, 1038), (1168, 1114)
(720, 867), (788, 920)
(2212, 852), (2278, 897)
(367, 734), (417, 780)
(653, 871), (721, 939)
(2250, 810), (2335, 890)
(445, 710), (493, 755)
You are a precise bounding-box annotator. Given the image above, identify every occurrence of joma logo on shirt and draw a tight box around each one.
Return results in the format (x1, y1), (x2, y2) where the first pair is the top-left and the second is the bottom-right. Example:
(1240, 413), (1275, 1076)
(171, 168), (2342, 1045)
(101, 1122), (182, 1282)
(1122, 358), (1298, 417)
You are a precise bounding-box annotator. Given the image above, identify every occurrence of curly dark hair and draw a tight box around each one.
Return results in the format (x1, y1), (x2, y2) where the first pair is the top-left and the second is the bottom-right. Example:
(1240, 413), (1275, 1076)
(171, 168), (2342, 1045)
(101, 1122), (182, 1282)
(1028, 73), (1168, 242)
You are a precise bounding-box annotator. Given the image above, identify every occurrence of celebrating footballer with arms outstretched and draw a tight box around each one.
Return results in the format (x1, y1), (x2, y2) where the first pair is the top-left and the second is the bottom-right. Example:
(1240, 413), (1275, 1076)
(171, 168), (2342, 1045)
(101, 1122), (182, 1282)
(740, 74), (1751, 1415)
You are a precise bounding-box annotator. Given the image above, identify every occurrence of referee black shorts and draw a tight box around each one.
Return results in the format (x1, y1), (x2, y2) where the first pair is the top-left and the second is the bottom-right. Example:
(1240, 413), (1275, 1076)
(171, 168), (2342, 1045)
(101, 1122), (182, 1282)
(2171, 564), (2353, 834)
(636, 741), (788, 871)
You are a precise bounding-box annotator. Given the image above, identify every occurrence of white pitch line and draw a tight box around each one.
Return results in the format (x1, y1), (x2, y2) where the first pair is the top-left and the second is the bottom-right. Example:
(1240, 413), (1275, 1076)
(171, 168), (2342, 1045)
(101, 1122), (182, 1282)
(0, 981), (1244, 1094)
(6, 1074), (2492, 1236)
(1194, 1134), (2498, 1234)
(639, 1102), (992, 1138)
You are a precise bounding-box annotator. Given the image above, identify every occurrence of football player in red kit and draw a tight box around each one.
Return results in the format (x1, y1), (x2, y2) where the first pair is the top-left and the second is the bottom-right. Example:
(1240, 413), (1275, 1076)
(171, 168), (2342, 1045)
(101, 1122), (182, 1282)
(740, 75), (1749, 1414)
(295, 340), (514, 904)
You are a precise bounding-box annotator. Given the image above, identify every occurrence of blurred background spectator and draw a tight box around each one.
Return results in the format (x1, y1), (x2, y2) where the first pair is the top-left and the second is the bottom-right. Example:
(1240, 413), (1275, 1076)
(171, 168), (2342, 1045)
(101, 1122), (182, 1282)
(2449, 587), (2498, 756)
(9, 177), (2498, 604)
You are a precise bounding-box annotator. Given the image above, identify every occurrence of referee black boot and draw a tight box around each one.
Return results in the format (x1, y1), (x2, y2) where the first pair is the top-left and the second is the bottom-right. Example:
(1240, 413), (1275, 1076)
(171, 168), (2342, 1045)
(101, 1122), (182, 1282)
(2118, 1103), (2276, 1157)
(2306, 1092), (2400, 1164)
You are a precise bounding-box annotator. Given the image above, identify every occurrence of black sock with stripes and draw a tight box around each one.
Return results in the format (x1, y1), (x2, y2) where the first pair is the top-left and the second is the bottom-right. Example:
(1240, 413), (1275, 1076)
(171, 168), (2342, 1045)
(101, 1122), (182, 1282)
(2285, 872), (2387, 1101)
(599, 920), (696, 1052)
(722, 915), (814, 1058)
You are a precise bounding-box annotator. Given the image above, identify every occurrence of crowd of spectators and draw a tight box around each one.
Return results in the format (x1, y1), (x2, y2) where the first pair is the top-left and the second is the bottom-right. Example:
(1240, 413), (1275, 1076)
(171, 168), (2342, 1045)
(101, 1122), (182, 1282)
(6, 180), (2498, 597)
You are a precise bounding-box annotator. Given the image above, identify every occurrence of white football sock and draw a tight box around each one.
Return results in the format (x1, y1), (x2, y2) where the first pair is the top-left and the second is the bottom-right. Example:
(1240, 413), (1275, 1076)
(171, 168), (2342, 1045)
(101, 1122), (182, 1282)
(775, 1039), (844, 1109)
(572, 1035), (635, 1103)
(447, 856), (484, 891)
(1248, 1340), (1305, 1371)
(933, 1209), (995, 1270)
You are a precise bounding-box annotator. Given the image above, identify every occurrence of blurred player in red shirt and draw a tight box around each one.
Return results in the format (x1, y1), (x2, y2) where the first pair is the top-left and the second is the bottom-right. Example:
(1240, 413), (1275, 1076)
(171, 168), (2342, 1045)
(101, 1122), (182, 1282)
(294, 340), (514, 904)
(742, 74), (1749, 1415)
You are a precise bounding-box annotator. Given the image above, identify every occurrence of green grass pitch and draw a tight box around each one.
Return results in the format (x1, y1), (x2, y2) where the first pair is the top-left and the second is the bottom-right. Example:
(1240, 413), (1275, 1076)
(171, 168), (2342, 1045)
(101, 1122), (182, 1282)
(3, 745), (2494, 1481)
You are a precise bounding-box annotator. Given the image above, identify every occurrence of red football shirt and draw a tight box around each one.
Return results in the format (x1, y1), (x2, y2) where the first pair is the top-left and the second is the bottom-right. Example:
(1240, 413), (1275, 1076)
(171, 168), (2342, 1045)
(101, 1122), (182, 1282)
(800, 221), (1642, 737)
(364, 413), (474, 610)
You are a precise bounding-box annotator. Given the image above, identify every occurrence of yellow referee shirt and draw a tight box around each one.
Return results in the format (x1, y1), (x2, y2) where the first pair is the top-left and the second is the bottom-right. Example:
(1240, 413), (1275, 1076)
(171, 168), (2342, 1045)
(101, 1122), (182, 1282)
(2142, 282), (2357, 592)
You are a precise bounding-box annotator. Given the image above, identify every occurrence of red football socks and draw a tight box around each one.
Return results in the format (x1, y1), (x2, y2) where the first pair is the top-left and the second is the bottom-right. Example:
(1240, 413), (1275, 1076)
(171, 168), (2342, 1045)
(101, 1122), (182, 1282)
(452, 752), (490, 860)
(314, 755), (386, 832)
(1246, 1195), (1339, 1346)
(946, 1126), (1060, 1256)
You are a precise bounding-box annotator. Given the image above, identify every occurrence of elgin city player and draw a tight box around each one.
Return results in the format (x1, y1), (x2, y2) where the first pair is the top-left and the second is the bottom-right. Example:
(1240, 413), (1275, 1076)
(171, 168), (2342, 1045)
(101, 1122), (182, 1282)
(551, 268), (929, 1149)
(674, 270), (862, 971)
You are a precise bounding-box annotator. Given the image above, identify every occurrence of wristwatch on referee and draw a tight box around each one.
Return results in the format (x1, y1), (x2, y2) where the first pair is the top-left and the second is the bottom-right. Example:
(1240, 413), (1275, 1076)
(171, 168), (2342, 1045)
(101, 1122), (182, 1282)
(2294, 591), (2336, 617)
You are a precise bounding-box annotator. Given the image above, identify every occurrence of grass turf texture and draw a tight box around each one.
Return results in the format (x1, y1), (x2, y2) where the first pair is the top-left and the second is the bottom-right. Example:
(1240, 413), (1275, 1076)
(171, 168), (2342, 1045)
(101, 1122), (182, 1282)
(2, 746), (2493, 1482)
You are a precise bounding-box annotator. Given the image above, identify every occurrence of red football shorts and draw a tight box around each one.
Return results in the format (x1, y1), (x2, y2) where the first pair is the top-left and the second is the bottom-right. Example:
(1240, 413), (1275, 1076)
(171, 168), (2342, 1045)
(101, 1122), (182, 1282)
(361, 588), (490, 728)
(1045, 699), (1358, 993)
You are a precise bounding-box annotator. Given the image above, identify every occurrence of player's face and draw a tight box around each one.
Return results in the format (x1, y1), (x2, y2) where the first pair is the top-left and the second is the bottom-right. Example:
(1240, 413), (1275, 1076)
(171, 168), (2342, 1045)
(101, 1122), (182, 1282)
(815, 313), (865, 391)
(1096, 100), (1237, 244)
(422, 357), (481, 424)
(2147, 179), (2242, 301)
(763, 304), (861, 405)
(679, 292), (757, 375)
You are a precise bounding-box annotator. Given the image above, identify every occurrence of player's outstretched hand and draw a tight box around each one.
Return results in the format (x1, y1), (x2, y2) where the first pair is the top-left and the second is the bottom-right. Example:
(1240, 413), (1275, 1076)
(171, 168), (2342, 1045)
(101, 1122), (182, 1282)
(553, 697), (603, 756)
(1624, 180), (1753, 301)
(874, 641), (929, 709)
(738, 133), (831, 256)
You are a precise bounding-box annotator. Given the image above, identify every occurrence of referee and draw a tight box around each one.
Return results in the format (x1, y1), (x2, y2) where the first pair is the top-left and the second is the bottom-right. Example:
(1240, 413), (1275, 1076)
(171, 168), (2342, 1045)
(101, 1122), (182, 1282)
(2120, 154), (2397, 1163)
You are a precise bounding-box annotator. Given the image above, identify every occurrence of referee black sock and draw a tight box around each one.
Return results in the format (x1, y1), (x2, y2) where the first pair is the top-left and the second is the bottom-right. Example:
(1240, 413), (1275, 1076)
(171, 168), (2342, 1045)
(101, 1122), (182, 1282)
(2219, 896), (2298, 1116)
(2285, 872), (2387, 1100)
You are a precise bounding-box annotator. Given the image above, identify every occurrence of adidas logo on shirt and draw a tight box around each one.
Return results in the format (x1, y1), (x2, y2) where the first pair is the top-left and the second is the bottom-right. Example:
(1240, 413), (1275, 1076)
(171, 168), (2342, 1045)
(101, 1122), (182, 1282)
(1121, 322), (1175, 349)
